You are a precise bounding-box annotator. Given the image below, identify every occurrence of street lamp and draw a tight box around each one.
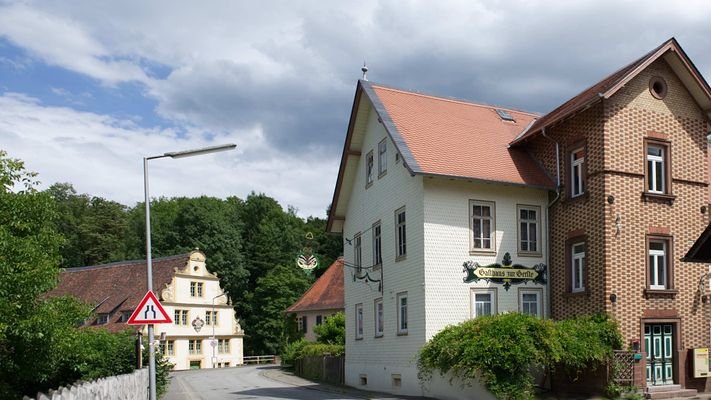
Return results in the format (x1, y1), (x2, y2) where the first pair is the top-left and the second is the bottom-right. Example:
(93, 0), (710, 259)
(212, 293), (227, 368)
(143, 143), (236, 400)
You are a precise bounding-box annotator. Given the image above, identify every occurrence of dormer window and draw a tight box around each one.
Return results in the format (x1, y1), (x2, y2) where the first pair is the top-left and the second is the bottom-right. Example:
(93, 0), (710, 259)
(97, 313), (109, 325)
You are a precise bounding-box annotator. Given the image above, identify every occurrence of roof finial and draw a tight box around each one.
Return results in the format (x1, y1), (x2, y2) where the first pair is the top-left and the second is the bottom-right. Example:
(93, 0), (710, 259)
(361, 61), (368, 81)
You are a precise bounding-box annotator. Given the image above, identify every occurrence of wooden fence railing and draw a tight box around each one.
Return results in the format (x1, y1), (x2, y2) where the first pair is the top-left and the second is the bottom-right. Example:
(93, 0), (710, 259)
(243, 355), (277, 364)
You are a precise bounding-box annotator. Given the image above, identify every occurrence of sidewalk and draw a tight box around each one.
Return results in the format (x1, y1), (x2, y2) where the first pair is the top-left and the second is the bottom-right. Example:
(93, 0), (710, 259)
(260, 367), (432, 400)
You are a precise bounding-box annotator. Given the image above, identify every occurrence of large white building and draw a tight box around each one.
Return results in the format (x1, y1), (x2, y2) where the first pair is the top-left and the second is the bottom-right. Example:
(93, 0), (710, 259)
(51, 250), (244, 370)
(327, 81), (552, 399)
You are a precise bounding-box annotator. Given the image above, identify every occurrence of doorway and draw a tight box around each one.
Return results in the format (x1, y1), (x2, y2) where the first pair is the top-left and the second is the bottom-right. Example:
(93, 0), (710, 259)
(645, 324), (674, 386)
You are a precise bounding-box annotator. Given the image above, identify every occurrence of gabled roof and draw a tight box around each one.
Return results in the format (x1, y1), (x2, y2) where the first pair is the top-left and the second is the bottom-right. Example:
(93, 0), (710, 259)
(48, 253), (191, 332)
(511, 37), (711, 146)
(286, 259), (344, 313)
(327, 81), (554, 232)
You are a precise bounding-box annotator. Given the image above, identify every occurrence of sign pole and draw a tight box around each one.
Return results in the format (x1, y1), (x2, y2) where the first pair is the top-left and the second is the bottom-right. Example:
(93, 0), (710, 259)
(144, 157), (157, 400)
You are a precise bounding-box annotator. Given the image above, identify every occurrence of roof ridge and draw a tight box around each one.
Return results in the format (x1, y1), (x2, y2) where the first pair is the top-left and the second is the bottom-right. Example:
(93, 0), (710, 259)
(367, 81), (540, 117)
(62, 252), (191, 272)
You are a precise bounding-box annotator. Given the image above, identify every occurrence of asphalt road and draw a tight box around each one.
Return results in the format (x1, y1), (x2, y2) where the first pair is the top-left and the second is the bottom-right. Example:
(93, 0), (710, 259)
(164, 365), (415, 400)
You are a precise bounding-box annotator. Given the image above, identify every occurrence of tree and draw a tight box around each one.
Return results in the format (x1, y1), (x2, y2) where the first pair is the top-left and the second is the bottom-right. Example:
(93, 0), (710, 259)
(0, 151), (89, 397)
(247, 264), (310, 354)
(46, 183), (129, 268)
(313, 311), (345, 345)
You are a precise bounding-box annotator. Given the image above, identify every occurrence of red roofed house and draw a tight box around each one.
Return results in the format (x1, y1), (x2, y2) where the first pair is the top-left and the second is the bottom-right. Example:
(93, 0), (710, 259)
(328, 38), (711, 399)
(50, 250), (244, 370)
(286, 259), (345, 342)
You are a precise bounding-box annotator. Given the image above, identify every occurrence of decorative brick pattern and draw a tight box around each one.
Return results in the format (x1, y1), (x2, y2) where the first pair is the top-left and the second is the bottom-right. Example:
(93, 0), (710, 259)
(530, 58), (711, 392)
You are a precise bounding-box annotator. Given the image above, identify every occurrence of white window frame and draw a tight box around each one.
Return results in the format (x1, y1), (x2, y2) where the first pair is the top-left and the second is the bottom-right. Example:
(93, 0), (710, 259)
(165, 340), (175, 356)
(647, 145), (665, 194)
(218, 339), (230, 354)
(366, 150), (374, 186)
(517, 205), (541, 255)
(174, 309), (189, 326)
(378, 139), (387, 177)
(374, 298), (384, 337)
(190, 281), (203, 297)
(571, 147), (585, 198)
(571, 242), (585, 293)
(470, 288), (497, 318)
(188, 339), (202, 355)
(519, 288), (542, 317)
(354, 233), (362, 276)
(206, 310), (218, 326)
(649, 240), (667, 290)
(372, 221), (382, 267)
(469, 200), (495, 252)
(355, 303), (363, 339)
(395, 207), (406, 259)
(397, 292), (408, 335)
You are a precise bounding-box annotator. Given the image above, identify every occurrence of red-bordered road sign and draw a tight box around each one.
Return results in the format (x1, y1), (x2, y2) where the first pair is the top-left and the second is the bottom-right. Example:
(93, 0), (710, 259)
(127, 291), (172, 325)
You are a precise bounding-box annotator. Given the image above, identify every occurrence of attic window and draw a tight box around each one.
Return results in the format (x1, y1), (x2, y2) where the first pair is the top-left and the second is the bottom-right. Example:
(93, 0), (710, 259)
(495, 109), (515, 122)
(649, 76), (668, 99)
(97, 314), (109, 325)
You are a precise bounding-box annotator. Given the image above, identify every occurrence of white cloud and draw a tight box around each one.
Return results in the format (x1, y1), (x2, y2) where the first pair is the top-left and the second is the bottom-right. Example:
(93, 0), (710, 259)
(0, 93), (337, 217)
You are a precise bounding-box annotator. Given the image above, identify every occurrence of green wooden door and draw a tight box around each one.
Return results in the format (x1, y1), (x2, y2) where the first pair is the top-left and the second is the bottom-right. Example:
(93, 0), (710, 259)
(645, 324), (673, 385)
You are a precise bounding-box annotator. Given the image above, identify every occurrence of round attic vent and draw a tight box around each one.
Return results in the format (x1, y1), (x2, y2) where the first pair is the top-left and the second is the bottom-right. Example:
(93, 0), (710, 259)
(649, 76), (668, 99)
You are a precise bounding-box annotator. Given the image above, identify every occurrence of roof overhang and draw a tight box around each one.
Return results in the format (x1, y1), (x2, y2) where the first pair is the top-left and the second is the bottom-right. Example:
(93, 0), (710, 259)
(683, 223), (711, 263)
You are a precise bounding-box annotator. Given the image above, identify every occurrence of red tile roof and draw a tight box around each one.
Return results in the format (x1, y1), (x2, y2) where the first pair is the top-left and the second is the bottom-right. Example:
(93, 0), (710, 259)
(48, 254), (190, 332)
(366, 84), (554, 188)
(286, 259), (344, 313)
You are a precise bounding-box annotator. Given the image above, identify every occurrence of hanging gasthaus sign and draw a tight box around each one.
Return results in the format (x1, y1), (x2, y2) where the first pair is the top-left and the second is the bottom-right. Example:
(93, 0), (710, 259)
(462, 252), (547, 291)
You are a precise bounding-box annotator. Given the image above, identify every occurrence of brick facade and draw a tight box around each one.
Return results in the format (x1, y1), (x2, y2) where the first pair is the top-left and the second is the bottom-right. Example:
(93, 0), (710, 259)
(527, 58), (711, 392)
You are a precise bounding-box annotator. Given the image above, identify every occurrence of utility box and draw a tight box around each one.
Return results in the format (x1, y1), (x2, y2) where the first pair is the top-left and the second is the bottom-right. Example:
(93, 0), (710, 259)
(692, 348), (709, 378)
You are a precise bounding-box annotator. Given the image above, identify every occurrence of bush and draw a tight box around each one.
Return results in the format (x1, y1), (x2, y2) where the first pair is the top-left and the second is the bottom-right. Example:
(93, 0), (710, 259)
(301, 343), (345, 357)
(313, 312), (345, 345)
(281, 338), (308, 367)
(417, 313), (622, 400)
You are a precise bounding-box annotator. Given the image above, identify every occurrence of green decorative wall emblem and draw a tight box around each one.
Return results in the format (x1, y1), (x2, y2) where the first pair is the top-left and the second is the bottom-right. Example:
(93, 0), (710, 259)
(463, 252), (546, 291)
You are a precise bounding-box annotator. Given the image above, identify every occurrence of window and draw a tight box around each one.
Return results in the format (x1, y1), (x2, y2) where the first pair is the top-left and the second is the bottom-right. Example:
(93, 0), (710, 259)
(190, 282), (203, 297)
(645, 140), (670, 195)
(519, 289), (542, 317)
(517, 205), (540, 255)
(470, 200), (495, 251)
(648, 238), (671, 290)
(206, 311), (218, 326)
(471, 289), (496, 317)
(374, 298), (384, 337)
(372, 221), (382, 267)
(174, 309), (189, 326)
(96, 313), (109, 325)
(164, 340), (174, 356)
(571, 242), (586, 293)
(354, 233), (362, 276)
(218, 339), (230, 354)
(119, 311), (132, 323)
(378, 139), (387, 177)
(397, 292), (408, 335)
(366, 150), (374, 186)
(302, 315), (308, 333)
(395, 207), (406, 259)
(316, 315), (322, 326)
(570, 147), (586, 198)
(188, 339), (202, 354)
(355, 304), (363, 339)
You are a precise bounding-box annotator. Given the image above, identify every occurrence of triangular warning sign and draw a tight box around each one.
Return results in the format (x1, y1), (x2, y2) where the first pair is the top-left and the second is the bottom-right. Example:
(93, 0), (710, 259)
(127, 291), (172, 325)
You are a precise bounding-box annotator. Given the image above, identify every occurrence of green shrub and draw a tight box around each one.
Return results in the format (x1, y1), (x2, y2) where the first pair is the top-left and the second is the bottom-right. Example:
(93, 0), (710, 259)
(417, 312), (622, 400)
(281, 338), (308, 367)
(300, 343), (344, 357)
(314, 312), (345, 345)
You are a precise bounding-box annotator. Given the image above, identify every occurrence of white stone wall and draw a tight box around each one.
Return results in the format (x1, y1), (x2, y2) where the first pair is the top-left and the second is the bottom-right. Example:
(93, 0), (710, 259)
(343, 105), (427, 397)
(423, 179), (549, 340)
(341, 100), (550, 398)
(295, 309), (341, 342)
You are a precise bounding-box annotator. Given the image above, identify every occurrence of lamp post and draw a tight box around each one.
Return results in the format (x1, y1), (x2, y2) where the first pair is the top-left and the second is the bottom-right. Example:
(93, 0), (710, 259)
(144, 143), (236, 400)
(212, 293), (227, 368)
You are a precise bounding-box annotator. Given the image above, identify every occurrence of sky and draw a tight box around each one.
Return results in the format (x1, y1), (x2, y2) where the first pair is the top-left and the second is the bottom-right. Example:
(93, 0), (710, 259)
(2, 1), (711, 218)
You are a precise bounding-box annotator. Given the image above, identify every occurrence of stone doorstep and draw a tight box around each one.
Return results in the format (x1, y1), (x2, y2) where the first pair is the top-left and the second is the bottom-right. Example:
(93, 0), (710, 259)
(645, 388), (697, 400)
(647, 385), (682, 393)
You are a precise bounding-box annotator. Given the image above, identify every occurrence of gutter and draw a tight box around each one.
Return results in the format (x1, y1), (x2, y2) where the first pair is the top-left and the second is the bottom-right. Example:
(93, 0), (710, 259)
(541, 128), (560, 324)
